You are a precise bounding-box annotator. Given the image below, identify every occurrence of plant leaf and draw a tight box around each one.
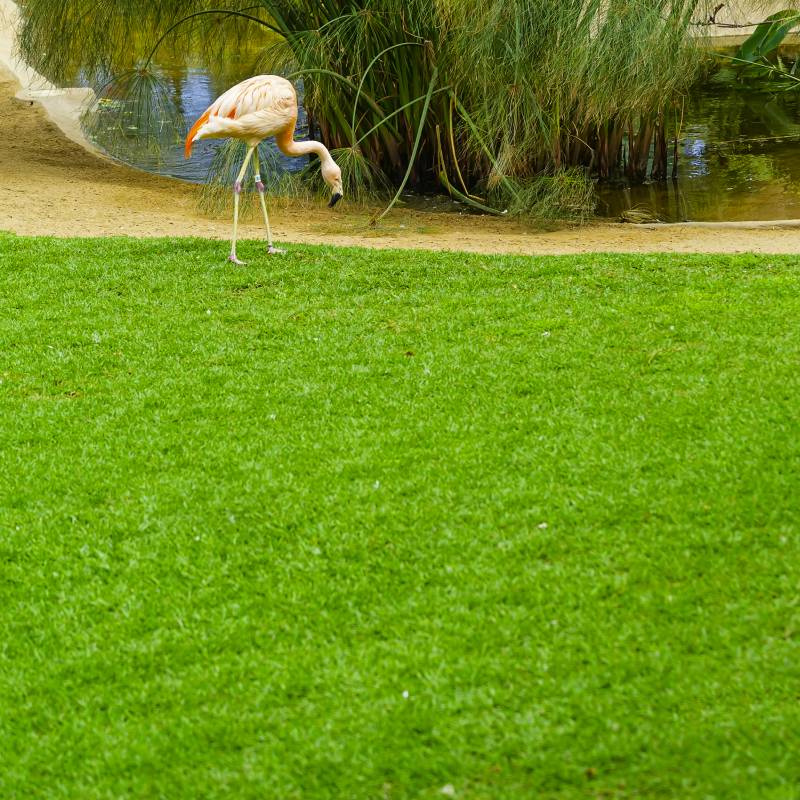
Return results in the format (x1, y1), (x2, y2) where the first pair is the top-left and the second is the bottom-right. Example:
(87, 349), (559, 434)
(735, 10), (800, 63)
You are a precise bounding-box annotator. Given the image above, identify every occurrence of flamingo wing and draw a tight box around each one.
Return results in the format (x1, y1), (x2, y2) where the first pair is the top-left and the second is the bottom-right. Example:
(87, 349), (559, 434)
(185, 75), (297, 157)
(209, 75), (296, 119)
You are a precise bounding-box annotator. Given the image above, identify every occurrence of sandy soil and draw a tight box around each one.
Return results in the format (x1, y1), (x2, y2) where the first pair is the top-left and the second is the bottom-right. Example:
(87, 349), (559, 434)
(2, 67), (800, 256)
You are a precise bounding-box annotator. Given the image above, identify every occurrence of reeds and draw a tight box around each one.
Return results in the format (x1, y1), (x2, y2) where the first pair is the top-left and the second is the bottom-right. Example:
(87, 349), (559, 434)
(253, 0), (710, 210)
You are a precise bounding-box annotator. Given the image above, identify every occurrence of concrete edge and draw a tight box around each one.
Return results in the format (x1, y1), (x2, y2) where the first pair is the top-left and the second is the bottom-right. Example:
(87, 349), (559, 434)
(0, 0), (105, 158)
(623, 219), (800, 230)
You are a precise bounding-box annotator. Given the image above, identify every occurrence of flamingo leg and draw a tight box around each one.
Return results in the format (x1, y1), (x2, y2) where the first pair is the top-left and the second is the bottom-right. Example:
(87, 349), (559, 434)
(253, 151), (285, 255)
(229, 145), (256, 265)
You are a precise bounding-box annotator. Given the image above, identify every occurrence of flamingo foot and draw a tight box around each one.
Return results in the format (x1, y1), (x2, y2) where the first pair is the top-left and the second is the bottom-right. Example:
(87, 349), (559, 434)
(228, 254), (247, 266)
(267, 245), (286, 255)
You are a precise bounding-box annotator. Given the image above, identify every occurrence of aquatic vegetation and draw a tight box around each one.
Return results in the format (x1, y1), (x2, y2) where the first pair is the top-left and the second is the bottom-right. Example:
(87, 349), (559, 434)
(723, 8), (800, 88)
(17, 0), (718, 218)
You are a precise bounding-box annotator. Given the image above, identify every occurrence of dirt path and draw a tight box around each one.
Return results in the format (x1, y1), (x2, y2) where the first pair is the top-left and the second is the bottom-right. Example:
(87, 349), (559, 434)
(2, 67), (800, 256)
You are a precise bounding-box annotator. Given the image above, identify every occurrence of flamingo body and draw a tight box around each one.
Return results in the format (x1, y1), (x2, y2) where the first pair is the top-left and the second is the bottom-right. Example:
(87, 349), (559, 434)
(185, 75), (298, 157)
(184, 74), (343, 264)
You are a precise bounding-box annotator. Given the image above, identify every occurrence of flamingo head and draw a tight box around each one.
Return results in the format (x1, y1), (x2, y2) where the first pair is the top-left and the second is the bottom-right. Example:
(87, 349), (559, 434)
(322, 160), (343, 208)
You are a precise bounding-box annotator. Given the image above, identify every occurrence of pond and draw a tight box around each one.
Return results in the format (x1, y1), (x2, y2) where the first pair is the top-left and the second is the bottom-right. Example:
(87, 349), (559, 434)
(81, 47), (800, 222)
(597, 81), (800, 222)
(79, 42), (308, 182)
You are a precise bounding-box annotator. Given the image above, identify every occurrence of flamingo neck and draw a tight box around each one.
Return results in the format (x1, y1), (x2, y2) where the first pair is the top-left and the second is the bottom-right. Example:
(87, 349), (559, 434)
(276, 131), (334, 165)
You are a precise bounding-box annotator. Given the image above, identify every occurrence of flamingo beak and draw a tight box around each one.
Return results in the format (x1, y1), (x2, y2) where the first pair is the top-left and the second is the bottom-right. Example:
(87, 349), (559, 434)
(328, 192), (343, 208)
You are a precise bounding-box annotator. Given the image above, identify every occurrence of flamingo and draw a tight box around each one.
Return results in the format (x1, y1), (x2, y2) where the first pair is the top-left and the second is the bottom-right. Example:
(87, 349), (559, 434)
(185, 75), (343, 264)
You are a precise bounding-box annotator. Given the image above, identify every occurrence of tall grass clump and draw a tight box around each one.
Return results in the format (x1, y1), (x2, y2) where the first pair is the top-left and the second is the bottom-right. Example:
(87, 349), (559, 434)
(17, 0), (717, 219)
(80, 68), (182, 161)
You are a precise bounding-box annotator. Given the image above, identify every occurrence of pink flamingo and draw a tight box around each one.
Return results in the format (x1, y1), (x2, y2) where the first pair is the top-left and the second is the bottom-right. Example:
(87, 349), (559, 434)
(185, 75), (343, 264)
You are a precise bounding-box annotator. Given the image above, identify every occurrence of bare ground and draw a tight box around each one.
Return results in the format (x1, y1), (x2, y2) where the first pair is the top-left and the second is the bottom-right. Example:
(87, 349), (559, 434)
(2, 68), (800, 256)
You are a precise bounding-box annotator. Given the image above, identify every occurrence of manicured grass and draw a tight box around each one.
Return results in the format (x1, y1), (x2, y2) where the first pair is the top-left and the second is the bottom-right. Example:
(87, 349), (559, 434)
(1, 233), (799, 799)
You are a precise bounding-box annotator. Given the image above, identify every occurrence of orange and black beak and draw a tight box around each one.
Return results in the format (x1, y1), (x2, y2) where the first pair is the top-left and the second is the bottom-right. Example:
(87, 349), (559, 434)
(328, 193), (343, 208)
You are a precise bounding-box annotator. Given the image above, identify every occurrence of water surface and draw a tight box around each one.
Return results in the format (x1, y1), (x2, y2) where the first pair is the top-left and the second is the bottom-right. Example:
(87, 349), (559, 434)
(598, 83), (800, 221)
(81, 44), (308, 183)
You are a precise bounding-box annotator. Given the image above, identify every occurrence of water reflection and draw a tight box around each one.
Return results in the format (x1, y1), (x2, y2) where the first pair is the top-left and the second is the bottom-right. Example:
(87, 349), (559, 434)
(598, 83), (800, 221)
(81, 46), (308, 183)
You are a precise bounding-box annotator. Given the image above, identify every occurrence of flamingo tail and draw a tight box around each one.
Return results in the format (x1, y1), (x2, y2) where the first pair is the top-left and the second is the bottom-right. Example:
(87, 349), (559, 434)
(184, 110), (211, 159)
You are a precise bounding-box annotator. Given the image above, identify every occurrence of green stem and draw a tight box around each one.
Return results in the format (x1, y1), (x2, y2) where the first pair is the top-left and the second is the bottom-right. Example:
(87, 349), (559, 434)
(144, 10), (282, 69)
(372, 67), (439, 225)
(451, 94), (519, 199)
(354, 87), (450, 147)
(719, 53), (800, 85)
(439, 171), (507, 215)
(288, 67), (401, 142)
(350, 42), (426, 148)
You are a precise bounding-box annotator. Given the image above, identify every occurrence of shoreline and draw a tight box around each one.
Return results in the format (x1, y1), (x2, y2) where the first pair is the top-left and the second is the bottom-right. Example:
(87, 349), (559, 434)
(2, 60), (800, 255)
(2, 3), (800, 253)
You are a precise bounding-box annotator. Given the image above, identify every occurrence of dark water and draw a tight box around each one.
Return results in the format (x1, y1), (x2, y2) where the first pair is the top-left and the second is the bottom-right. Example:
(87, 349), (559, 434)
(597, 83), (800, 222)
(81, 50), (800, 221)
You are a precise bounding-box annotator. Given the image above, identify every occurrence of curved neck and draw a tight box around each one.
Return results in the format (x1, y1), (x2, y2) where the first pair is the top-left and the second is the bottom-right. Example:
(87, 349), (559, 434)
(276, 130), (333, 164)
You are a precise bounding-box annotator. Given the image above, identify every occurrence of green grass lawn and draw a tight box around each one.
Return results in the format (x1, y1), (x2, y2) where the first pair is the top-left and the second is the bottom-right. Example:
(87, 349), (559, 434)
(1, 233), (799, 799)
